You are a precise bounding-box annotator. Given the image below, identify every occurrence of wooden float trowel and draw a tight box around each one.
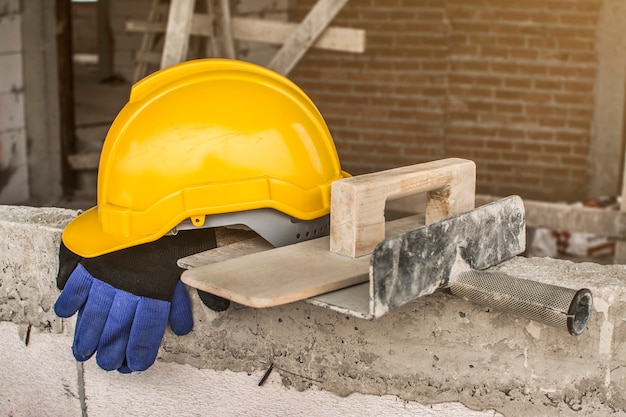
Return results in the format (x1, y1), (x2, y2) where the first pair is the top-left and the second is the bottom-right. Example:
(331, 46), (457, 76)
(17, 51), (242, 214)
(181, 159), (592, 334)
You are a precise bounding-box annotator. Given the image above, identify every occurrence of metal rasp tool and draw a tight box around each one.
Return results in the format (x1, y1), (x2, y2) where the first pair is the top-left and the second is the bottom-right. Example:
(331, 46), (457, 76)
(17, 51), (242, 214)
(370, 195), (593, 335)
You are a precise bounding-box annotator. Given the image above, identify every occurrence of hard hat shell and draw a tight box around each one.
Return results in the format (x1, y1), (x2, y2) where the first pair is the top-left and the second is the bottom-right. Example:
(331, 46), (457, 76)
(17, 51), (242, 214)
(63, 59), (349, 257)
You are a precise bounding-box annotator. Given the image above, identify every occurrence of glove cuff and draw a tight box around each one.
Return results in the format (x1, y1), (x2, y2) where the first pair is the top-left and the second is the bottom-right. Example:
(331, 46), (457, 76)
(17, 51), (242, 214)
(58, 241), (82, 290)
(80, 229), (216, 301)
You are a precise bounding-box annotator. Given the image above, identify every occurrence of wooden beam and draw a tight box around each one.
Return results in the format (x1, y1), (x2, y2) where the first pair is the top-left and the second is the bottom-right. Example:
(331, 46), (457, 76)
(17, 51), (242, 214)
(160, 0), (196, 68)
(267, 0), (350, 75)
(219, 0), (236, 58)
(178, 235), (272, 269)
(231, 17), (365, 53)
(126, 16), (365, 54)
(133, 0), (162, 82)
(67, 152), (100, 171)
(135, 50), (162, 65)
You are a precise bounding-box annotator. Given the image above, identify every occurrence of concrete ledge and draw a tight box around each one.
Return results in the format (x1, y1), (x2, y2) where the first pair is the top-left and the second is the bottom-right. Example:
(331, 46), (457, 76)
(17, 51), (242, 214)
(0, 205), (76, 330)
(0, 205), (625, 416)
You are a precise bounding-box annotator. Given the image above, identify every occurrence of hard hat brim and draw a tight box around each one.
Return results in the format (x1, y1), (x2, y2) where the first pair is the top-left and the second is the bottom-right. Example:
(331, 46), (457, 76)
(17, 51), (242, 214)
(62, 206), (158, 258)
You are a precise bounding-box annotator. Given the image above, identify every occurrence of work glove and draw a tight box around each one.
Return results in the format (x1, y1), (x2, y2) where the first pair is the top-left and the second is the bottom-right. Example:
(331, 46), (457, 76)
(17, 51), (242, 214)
(54, 229), (217, 373)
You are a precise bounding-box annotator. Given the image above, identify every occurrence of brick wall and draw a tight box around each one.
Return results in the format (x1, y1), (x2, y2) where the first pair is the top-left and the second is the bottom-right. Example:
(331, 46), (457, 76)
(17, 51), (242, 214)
(288, 0), (602, 202)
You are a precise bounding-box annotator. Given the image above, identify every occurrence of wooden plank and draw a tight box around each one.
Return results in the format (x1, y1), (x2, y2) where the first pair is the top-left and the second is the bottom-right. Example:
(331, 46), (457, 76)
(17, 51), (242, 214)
(127, 15), (214, 36)
(330, 158), (476, 257)
(178, 235), (272, 269)
(67, 152), (100, 170)
(267, 0), (350, 75)
(180, 214), (423, 308)
(219, 0), (236, 58)
(133, 0), (161, 82)
(135, 50), (162, 65)
(231, 17), (365, 53)
(126, 17), (365, 53)
(126, 19), (166, 33)
(160, 0), (195, 69)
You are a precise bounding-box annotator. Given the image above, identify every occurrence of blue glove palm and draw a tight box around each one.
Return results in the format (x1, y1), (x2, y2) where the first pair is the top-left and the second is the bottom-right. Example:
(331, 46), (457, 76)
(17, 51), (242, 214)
(54, 229), (216, 373)
(55, 264), (192, 371)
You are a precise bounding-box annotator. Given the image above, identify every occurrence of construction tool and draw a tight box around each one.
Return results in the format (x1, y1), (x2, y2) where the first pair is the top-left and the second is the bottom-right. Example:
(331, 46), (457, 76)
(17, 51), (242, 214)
(180, 159), (592, 335)
(180, 158), (476, 309)
(370, 195), (592, 335)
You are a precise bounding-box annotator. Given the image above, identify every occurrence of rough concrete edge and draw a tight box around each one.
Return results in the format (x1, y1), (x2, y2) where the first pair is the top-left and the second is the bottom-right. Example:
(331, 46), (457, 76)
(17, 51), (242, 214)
(1, 205), (625, 416)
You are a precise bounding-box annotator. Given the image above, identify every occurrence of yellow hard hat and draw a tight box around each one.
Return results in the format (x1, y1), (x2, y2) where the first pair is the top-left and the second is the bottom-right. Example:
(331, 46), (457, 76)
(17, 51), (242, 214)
(63, 59), (349, 257)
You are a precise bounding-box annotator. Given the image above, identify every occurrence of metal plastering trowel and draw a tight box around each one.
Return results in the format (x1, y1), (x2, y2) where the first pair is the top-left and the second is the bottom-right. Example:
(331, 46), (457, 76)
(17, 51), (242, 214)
(370, 195), (592, 335)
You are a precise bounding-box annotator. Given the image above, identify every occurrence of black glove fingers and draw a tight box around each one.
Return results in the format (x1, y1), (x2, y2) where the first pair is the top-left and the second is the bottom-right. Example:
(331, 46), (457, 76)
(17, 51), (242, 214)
(197, 289), (231, 312)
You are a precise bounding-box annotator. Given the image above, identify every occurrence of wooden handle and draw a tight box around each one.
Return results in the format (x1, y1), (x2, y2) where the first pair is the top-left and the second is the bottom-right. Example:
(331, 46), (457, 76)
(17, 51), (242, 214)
(330, 158), (476, 258)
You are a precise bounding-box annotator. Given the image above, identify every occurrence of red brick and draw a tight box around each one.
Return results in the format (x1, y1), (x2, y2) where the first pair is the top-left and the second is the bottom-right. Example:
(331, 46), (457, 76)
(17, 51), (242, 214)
(501, 152), (529, 162)
(555, 131), (589, 144)
(495, 103), (523, 113)
(554, 93), (593, 106)
(504, 78), (532, 89)
(449, 60), (490, 72)
(563, 80), (593, 93)
(524, 92), (552, 103)
(539, 117), (568, 128)
(510, 49), (540, 60)
(497, 35), (527, 47)
(534, 79), (562, 90)
(479, 114), (510, 125)
(559, 13), (597, 26)
(481, 47), (510, 59)
(495, 90), (524, 101)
